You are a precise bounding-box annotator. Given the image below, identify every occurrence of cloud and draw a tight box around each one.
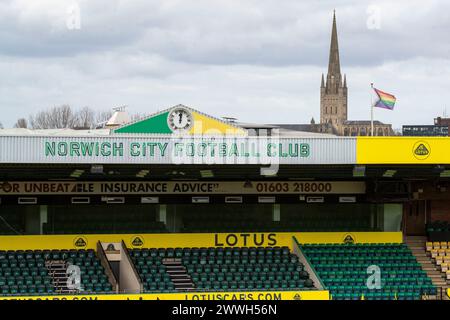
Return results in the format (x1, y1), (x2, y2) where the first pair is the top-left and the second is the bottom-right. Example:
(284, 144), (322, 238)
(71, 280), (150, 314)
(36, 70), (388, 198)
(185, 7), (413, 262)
(0, 0), (449, 129)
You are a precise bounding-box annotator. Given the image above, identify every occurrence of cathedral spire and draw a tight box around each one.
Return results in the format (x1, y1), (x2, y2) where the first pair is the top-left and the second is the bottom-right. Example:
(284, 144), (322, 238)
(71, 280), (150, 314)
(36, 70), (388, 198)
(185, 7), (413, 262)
(320, 10), (348, 126)
(327, 10), (341, 77)
(321, 73), (325, 87)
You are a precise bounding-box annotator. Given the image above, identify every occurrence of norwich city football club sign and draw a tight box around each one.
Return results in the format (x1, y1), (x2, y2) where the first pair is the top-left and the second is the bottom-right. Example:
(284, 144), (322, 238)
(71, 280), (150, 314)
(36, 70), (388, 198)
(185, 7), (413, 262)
(0, 136), (356, 164)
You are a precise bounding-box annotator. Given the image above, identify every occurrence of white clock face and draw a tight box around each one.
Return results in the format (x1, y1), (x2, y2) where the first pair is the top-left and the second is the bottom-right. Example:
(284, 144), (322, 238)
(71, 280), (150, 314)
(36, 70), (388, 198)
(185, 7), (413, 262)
(168, 108), (193, 131)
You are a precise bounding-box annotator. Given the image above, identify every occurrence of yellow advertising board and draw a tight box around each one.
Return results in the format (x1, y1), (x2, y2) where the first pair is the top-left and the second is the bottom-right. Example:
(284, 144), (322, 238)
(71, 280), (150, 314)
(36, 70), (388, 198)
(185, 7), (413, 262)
(0, 290), (329, 301)
(295, 232), (402, 244)
(0, 181), (366, 195)
(357, 137), (450, 164)
(0, 232), (402, 251)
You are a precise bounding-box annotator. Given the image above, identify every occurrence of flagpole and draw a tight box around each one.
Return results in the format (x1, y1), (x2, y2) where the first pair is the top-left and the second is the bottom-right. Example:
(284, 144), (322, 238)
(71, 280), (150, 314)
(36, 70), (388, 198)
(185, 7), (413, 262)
(371, 83), (374, 136)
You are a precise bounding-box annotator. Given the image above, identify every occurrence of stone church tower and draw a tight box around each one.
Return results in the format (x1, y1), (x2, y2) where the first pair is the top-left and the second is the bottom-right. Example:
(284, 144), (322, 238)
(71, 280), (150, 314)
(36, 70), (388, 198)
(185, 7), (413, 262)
(277, 11), (394, 136)
(320, 11), (348, 126)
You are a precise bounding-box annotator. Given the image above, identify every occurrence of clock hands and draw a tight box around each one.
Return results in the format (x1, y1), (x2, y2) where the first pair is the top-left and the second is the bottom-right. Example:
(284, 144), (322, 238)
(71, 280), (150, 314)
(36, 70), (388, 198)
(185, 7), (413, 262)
(169, 109), (191, 130)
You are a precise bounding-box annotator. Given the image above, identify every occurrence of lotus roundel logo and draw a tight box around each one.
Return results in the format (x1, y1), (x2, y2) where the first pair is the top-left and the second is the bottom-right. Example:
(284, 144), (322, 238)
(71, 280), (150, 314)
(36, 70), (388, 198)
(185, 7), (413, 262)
(413, 141), (431, 160)
(131, 236), (144, 248)
(343, 234), (355, 244)
(73, 236), (88, 248)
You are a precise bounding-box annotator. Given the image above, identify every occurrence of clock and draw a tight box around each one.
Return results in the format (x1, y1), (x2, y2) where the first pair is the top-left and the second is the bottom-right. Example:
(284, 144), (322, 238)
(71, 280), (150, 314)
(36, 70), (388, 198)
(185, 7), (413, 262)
(167, 107), (193, 132)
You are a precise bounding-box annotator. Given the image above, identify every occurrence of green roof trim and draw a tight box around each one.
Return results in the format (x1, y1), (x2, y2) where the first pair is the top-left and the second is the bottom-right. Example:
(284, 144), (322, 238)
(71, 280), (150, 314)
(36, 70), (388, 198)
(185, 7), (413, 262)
(114, 111), (172, 134)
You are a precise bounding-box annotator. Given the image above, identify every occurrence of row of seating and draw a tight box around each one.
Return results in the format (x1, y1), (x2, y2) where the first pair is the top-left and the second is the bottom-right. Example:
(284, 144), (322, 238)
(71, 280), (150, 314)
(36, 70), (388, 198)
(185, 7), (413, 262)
(190, 271), (306, 282)
(303, 243), (436, 300)
(428, 249), (450, 258)
(320, 269), (428, 278)
(1, 284), (55, 295)
(323, 278), (432, 286)
(130, 247), (291, 258)
(426, 241), (450, 251)
(180, 256), (298, 264)
(0, 249), (96, 260)
(332, 291), (423, 300)
(194, 279), (310, 291)
(309, 256), (417, 263)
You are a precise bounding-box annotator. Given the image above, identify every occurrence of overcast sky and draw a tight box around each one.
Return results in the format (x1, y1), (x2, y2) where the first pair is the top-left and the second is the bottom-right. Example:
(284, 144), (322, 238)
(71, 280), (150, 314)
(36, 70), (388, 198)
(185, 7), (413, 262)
(1, 0), (450, 129)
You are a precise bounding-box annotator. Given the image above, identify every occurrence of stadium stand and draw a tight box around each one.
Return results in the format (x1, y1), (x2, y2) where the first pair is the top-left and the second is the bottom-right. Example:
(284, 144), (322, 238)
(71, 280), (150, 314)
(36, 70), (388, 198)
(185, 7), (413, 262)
(426, 241), (450, 281)
(302, 243), (436, 300)
(0, 249), (113, 295)
(129, 246), (315, 293)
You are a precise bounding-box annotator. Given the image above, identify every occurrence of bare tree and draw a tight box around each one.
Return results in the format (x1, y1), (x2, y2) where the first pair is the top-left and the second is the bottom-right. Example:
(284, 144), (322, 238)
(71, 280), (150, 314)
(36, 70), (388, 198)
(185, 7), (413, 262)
(23, 105), (137, 129)
(14, 118), (28, 128)
(75, 106), (95, 129)
(29, 105), (78, 129)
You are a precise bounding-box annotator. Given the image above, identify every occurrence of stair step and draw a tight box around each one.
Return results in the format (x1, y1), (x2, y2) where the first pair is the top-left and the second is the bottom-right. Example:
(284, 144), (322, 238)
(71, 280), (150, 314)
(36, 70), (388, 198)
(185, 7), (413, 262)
(172, 281), (192, 285)
(161, 261), (196, 292)
(45, 260), (83, 295)
(166, 268), (185, 272)
(170, 274), (191, 279)
(171, 277), (192, 281)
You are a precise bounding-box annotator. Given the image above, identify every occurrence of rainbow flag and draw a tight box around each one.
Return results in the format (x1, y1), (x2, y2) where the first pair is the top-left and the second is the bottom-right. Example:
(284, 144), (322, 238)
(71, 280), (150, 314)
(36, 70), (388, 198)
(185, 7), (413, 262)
(374, 88), (396, 110)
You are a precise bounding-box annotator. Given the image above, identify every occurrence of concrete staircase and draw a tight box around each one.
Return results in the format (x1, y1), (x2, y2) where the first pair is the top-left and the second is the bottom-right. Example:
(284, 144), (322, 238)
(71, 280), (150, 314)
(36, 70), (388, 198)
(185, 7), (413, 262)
(405, 236), (449, 300)
(162, 258), (195, 291)
(46, 260), (79, 295)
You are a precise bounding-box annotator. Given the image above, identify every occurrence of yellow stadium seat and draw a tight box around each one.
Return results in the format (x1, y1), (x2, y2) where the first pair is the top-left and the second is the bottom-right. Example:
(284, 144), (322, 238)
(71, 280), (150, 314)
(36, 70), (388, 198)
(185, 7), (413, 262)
(436, 256), (444, 265)
(431, 249), (438, 258)
(441, 242), (448, 249)
(426, 242), (433, 251)
(433, 242), (441, 249)
(442, 263), (449, 272)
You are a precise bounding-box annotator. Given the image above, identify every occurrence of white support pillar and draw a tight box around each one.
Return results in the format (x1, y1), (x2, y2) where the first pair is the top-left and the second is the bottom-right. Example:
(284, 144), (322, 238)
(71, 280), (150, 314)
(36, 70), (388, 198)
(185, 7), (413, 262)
(158, 204), (167, 224)
(273, 204), (281, 222)
(39, 205), (48, 235)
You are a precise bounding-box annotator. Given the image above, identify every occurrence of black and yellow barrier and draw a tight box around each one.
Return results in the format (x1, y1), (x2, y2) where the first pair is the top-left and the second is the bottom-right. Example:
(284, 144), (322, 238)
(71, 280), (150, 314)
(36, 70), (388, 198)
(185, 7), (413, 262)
(0, 290), (329, 300)
(0, 232), (402, 251)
